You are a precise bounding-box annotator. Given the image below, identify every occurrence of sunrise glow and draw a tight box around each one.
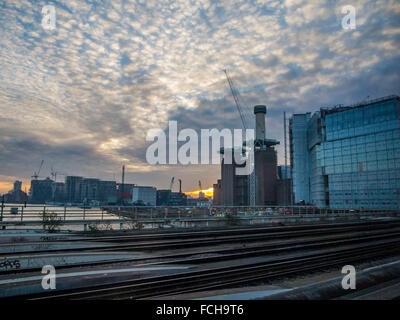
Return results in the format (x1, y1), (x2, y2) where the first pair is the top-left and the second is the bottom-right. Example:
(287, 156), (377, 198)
(185, 187), (214, 198)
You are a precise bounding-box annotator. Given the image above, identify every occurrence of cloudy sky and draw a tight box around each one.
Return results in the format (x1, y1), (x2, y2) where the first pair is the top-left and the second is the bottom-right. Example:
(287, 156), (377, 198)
(0, 0), (399, 194)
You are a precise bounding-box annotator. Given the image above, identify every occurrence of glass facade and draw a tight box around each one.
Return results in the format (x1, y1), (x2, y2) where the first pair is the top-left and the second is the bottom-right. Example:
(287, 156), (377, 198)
(289, 113), (311, 204)
(291, 95), (400, 210)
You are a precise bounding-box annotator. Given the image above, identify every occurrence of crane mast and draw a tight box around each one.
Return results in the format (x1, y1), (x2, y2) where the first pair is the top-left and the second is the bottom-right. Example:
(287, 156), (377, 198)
(167, 177), (175, 206)
(224, 69), (256, 206)
(224, 69), (248, 130)
(32, 160), (44, 180)
(169, 177), (175, 191)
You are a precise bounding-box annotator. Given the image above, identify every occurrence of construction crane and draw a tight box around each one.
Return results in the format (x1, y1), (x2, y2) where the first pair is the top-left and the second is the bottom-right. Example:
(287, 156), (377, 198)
(31, 160), (44, 180)
(120, 165), (125, 205)
(50, 167), (67, 182)
(224, 69), (256, 206)
(223, 70), (254, 129)
(50, 166), (56, 181)
(166, 177), (175, 206)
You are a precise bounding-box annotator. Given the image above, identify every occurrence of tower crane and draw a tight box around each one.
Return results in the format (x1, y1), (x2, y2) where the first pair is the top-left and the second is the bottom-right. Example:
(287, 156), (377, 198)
(32, 160), (44, 180)
(224, 69), (256, 206)
(50, 167), (68, 183)
(169, 177), (175, 191)
(166, 177), (175, 206)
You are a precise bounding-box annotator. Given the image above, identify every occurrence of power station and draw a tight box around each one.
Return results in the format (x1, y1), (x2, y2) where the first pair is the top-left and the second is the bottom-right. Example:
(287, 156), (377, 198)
(213, 105), (285, 206)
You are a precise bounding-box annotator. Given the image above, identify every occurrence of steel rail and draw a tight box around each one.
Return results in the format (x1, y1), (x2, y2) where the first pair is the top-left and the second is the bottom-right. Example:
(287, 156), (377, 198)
(14, 237), (400, 300)
(47, 219), (400, 242)
(81, 242), (400, 299)
(3, 220), (400, 257)
(5, 220), (397, 243)
(3, 227), (399, 276)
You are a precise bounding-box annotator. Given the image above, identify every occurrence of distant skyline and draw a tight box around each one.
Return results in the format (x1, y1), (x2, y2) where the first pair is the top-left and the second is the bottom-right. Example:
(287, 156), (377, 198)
(1, 0), (399, 194)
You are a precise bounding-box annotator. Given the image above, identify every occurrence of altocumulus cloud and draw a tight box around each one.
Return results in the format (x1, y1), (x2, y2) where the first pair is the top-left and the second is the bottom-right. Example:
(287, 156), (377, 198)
(0, 0), (399, 192)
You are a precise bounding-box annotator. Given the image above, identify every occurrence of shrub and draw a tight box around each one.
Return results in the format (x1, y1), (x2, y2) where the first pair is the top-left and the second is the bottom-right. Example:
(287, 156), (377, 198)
(42, 210), (62, 233)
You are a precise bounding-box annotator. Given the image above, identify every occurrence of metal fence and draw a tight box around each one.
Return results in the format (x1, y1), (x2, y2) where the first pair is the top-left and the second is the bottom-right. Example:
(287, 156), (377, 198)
(1, 203), (399, 224)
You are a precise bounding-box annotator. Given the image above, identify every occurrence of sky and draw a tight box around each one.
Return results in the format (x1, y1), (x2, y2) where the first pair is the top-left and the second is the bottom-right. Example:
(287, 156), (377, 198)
(0, 0), (399, 194)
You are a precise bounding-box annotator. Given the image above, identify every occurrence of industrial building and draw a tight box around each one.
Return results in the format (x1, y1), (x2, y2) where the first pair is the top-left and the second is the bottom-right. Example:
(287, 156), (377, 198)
(156, 190), (170, 206)
(213, 105), (283, 206)
(218, 148), (249, 206)
(253, 105), (279, 205)
(157, 190), (187, 206)
(100, 181), (117, 204)
(117, 183), (135, 204)
(213, 180), (222, 205)
(290, 95), (400, 209)
(276, 165), (292, 206)
(132, 186), (157, 206)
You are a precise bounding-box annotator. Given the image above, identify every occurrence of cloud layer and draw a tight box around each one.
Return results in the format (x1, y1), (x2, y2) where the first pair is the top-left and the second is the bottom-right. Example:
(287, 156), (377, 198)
(0, 0), (399, 193)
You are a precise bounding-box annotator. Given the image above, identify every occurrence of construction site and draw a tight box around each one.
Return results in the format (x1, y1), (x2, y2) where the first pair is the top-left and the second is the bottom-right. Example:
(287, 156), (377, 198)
(213, 71), (291, 208)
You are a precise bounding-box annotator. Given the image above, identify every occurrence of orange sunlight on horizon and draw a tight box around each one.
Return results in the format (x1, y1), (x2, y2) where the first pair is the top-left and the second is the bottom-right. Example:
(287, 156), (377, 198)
(185, 187), (213, 198)
(0, 181), (13, 194)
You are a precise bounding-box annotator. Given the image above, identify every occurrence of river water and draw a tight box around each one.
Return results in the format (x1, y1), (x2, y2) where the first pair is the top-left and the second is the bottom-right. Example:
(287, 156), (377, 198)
(0, 203), (120, 231)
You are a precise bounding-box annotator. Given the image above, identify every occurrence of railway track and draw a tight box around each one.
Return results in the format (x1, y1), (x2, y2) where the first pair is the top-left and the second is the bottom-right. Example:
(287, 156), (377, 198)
(7, 222), (400, 300)
(2, 226), (399, 275)
(25, 239), (400, 300)
(3, 220), (400, 256)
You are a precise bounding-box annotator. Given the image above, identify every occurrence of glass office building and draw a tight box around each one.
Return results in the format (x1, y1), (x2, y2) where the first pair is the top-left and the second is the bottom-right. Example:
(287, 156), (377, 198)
(290, 95), (400, 210)
(289, 113), (311, 204)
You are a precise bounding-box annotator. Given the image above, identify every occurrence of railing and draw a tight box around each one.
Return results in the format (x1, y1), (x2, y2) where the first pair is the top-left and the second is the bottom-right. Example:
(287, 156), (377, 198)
(0, 203), (399, 221)
(0, 203), (399, 232)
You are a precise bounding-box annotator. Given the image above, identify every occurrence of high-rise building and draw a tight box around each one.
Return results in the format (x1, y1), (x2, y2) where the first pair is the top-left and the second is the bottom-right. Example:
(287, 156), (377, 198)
(99, 181), (117, 204)
(65, 176), (83, 203)
(51, 182), (66, 203)
(65, 176), (130, 205)
(290, 95), (400, 209)
(3, 180), (28, 203)
(289, 113), (311, 204)
(30, 178), (54, 203)
(13, 181), (22, 192)
(80, 178), (101, 202)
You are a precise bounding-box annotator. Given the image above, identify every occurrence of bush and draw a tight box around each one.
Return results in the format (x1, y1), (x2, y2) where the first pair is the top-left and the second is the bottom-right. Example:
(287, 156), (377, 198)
(42, 210), (62, 233)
